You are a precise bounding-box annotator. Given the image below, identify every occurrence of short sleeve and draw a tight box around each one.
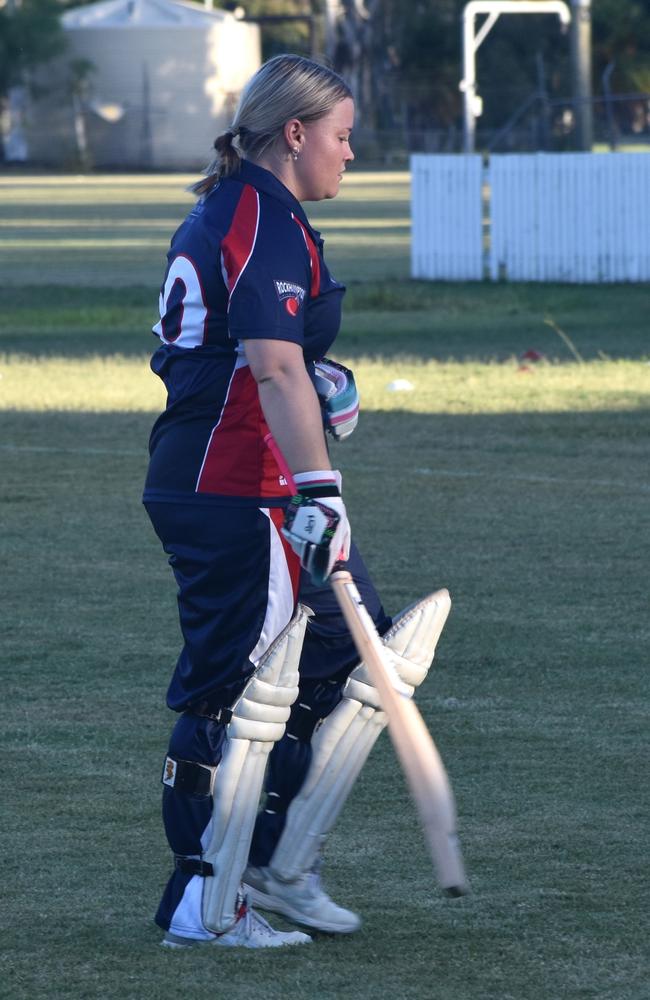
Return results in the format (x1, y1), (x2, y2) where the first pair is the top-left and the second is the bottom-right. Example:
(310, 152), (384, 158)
(221, 184), (312, 345)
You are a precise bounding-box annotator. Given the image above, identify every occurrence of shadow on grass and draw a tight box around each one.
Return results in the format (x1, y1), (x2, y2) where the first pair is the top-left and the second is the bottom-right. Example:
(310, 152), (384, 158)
(1, 282), (649, 362)
(3, 406), (649, 473)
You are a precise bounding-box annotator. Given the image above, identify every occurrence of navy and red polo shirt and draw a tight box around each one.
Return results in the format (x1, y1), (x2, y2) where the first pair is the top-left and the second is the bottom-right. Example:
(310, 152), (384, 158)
(143, 160), (345, 507)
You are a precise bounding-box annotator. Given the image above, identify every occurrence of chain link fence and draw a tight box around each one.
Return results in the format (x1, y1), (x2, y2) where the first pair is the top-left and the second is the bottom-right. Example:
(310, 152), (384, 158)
(352, 92), (650, 166)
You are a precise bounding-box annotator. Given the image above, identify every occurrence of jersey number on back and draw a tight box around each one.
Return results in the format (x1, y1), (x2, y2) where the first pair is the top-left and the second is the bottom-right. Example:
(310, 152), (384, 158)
(153, 254), (207, 348)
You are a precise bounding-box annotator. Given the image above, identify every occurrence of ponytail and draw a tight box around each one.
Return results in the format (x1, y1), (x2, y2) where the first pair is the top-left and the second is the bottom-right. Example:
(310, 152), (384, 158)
(190, 128), (242, 197)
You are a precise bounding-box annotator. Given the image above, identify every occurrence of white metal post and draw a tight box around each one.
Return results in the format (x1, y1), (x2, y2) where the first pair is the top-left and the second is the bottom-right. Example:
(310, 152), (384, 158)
(461, 1), (572, 154)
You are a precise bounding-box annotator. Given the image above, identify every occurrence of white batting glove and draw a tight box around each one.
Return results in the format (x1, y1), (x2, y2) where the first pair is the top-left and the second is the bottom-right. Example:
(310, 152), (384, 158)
(282, 470), (351, 584)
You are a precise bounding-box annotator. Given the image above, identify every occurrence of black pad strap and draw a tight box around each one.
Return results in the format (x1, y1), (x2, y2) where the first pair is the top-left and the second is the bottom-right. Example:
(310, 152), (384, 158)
(188, 703), (233, 724)
(174, 855), (214, 877)
(161, 756), (215, 797)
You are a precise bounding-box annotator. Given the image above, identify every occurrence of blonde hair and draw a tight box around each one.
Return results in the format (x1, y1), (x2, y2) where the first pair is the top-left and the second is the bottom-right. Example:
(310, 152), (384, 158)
(192, 54), (352, 197)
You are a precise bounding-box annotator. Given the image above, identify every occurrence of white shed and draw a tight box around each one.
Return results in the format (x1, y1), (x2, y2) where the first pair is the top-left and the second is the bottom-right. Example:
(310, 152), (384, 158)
(26, 0), (260, 168)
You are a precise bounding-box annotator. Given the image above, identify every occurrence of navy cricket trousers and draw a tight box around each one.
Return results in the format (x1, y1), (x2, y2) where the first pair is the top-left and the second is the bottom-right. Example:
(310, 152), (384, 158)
(145, 501), (390, 937)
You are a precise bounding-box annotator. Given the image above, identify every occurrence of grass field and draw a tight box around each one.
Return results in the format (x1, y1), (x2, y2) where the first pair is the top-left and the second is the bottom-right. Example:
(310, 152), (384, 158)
(1, 172), (649, 1000)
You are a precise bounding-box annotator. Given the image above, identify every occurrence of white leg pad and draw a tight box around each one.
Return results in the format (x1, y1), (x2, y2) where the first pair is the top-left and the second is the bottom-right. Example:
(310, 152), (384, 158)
(201, 604), (310, 933)
(270, 589), (451, 882)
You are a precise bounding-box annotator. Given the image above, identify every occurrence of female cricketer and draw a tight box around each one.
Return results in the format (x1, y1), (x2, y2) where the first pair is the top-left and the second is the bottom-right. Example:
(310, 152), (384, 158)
(143, 54), (447, 949)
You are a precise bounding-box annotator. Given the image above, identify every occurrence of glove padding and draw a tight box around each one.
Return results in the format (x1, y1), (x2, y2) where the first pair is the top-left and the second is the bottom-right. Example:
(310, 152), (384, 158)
(282, 477), (351, 585)
(313, 358), (359, 441)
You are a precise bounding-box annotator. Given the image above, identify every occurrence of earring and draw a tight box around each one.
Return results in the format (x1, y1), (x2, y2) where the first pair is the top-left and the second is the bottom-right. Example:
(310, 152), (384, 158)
(292, 148), (299, 161)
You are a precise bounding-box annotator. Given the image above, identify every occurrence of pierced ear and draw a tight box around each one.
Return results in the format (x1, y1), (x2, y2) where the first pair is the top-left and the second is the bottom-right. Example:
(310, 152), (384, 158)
(284, 118), (304, 153)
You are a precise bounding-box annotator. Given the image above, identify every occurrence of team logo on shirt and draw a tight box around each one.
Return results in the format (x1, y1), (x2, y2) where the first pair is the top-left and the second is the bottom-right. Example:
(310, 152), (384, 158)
(274, 280), (306, 317)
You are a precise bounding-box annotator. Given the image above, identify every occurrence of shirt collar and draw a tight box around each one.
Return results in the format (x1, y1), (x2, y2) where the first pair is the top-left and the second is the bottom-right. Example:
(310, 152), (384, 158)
(234, 159), (321, 245)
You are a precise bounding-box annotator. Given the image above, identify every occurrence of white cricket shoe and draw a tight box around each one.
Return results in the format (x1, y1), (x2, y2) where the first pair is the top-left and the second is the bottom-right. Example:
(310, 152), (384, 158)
(243, 865), (361, 934)
(161, 902), (311, 949)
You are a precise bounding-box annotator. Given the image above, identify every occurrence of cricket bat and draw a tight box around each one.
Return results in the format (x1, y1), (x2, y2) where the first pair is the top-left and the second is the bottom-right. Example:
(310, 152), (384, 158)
(330, 568), (469, 896)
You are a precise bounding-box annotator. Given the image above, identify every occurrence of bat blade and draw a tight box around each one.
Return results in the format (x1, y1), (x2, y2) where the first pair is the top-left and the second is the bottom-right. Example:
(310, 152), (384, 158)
(330, 569), (469, 896)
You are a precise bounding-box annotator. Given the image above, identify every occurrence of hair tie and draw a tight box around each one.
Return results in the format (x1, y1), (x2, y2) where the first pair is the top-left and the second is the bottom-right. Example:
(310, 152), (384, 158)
(214, 129), (236, 153)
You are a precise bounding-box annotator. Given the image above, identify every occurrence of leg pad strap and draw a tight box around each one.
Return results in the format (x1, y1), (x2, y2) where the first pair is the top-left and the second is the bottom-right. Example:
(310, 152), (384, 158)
(162, 756), (216, 797)
(175, 856), (214, 877)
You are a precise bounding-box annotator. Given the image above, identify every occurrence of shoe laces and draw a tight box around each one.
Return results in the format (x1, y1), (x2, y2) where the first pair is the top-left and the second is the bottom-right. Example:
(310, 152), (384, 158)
(295, 867), (332, 903)
(305, 870), (321, 894)
(237, 899), (276, 941)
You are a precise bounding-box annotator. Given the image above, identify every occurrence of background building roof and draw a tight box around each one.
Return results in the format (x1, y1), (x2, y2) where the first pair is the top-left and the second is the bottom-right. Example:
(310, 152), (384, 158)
(63, 0), (230, 29)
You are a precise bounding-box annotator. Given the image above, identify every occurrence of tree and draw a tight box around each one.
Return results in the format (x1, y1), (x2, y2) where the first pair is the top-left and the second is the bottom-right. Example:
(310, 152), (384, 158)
(234, 0), (315, 59)
(593, 0), (650, 91)
(0, 0), (66, 159)
(333, 1), (650, 150)
(0, 0), (66, 98)
(321, 0), (462, 142)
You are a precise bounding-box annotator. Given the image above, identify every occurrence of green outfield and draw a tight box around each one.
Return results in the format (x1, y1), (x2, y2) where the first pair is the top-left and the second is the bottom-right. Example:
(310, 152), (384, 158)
(1, 172), (648, 1000)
